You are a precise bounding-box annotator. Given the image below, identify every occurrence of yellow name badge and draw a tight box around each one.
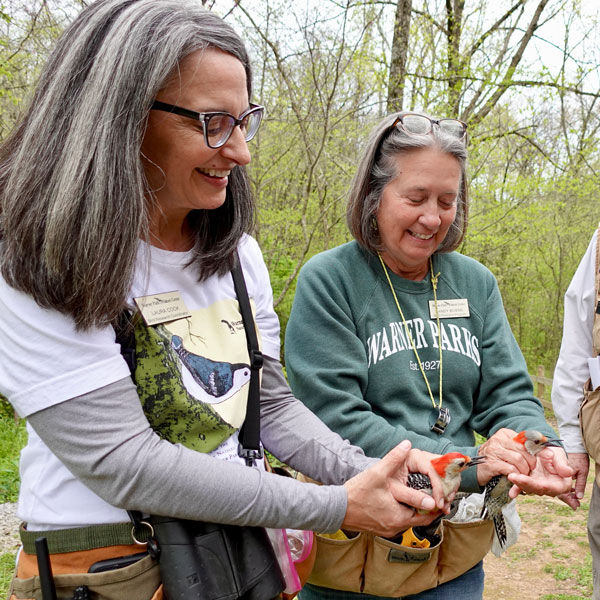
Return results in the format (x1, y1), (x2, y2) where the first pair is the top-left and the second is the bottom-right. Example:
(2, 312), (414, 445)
(134, 291), (192, 326)
(429, 298), (470, 319)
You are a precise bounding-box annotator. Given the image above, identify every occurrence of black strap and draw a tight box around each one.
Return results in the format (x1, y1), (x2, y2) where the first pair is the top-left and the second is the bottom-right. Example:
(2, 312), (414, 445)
(231, 252), (264, 466)
(35, 537), (57, 600)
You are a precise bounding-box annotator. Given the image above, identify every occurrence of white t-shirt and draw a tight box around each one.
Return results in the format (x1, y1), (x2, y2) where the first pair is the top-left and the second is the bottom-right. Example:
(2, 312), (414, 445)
(0, 235), (280, 528)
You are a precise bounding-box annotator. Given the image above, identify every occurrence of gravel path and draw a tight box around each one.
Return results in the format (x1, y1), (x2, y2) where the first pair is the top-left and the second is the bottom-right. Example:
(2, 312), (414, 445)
(0, 503), (20, 554)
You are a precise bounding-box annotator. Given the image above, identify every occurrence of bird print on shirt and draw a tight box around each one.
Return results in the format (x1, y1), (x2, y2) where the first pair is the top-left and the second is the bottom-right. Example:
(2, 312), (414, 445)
(171, 335), (251, 404)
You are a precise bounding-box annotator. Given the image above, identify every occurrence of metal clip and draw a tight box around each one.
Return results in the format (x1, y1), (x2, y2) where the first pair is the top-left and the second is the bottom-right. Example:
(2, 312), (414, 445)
(237, 443), (263, 467)
(430, 407), (451, 434)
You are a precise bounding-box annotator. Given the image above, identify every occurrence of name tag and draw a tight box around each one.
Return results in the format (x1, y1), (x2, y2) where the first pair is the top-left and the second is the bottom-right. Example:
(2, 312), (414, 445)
(429, 298), (470, 319)
(134, 291), (192, 326)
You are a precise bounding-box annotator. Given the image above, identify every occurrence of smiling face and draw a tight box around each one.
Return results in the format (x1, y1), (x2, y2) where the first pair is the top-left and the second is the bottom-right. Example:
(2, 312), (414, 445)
(376, 147), (461, 280)
(141, 48), (251, 249)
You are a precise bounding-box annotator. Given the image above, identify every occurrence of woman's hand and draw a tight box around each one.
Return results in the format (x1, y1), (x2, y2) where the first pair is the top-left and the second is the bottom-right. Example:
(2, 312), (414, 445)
(342, 441), (441, 537)
(401, 447), (450, 510)
(476, 428), (537, 485)
(507, 446), (574, 500)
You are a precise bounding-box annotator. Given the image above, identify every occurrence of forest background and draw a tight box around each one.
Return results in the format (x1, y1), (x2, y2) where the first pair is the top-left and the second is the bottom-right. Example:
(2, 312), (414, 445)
(1, 0), (600, 376)
(2, 3), (598, 597)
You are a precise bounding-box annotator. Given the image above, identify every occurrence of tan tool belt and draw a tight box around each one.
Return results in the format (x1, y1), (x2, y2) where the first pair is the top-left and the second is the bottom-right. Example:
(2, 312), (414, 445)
(307, 518), (493, 597)
(9, 543), (161, 600)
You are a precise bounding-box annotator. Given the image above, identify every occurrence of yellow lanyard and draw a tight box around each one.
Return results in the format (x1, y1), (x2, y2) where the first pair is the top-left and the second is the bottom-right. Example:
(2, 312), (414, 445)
(378, 253), (443, 411)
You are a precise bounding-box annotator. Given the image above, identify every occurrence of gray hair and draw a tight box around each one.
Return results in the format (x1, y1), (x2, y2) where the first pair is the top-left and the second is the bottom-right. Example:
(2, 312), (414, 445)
(0, 0), (254, 329)
(347, 112), (468, 255)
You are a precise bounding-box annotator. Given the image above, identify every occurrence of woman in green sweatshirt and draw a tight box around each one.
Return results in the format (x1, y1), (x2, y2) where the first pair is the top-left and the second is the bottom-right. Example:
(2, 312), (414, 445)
(285, 112), (572, 600)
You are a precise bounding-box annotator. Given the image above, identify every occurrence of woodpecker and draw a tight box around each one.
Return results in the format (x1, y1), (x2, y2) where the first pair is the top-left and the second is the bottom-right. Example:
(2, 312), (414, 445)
(480, 430), (561, 548)
(397, 452), (485, 547)
(407, 452), (486, 501)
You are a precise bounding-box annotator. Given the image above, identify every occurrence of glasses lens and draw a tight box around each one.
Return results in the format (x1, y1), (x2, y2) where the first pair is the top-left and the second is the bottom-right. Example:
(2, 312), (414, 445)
(400, 114), (432, 135)
(205, 114), (235, 148)
(438, 119), (466, 139)
(242, 109), (263, 142)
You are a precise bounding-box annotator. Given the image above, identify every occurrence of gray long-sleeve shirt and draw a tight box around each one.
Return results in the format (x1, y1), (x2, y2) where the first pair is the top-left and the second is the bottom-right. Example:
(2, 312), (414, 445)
(28, 356), (377, 533)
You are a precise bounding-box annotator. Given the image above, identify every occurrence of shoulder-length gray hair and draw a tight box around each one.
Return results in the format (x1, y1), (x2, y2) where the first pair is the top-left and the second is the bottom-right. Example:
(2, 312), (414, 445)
(0, 0), (254, 329)
(347, 111), (468, 255)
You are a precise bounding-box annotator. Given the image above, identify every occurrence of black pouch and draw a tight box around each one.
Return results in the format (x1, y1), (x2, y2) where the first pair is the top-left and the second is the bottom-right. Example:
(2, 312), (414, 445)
(151, 516), (285, 600)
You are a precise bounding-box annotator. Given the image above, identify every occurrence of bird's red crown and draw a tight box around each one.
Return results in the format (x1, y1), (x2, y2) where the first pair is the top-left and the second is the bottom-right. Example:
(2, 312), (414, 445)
(512, 431), (528, 445)
(512, 430), (548, 445)
(430, 452), (471, 477)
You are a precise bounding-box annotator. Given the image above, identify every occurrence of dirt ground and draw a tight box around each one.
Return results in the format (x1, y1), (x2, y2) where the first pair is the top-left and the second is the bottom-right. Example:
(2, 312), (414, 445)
(482, 472), (593, 599)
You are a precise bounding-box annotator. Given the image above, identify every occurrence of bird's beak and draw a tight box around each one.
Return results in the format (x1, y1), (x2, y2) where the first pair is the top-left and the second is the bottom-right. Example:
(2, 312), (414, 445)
(541, 438), (562, 448)
(468, 456), (487, 466)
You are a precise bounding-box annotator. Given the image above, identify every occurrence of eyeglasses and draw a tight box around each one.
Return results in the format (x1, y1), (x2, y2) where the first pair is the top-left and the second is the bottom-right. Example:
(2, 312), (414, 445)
(390, 113), (467, 140)
(151, 100), (265, 149)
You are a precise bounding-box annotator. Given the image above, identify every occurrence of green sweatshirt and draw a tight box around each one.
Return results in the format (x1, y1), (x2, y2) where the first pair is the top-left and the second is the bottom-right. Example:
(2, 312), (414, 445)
(285, 241), (555, 492)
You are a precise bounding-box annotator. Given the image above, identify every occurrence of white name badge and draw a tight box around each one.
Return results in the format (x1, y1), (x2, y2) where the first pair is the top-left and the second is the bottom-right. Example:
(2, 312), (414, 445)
(429, 298), (470, 319)
(134, 291), (192, 326)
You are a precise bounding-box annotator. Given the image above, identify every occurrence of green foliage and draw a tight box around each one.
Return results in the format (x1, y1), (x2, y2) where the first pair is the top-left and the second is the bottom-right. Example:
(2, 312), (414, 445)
(0, 3), (596, 598)
(1, 0), (597, 374)
(474, 432), (486, 445)
(463, 102), (600, 371)
(541, 553), (593, 598)
(551, 504), (578, 517)
(0, 553), (17, 599)
(236, 0), (389, 325)
(0, 415), (26, 503)
(0, 396), (14, 420)
(225, 1), (600, 378)
(0, 1), (78, 138)
(0, 414), (24, 597)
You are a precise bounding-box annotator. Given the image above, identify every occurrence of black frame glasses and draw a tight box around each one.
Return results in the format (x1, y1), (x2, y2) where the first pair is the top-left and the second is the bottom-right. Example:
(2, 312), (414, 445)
(151, 100), (265, 149)
(390, 113), (467, 140)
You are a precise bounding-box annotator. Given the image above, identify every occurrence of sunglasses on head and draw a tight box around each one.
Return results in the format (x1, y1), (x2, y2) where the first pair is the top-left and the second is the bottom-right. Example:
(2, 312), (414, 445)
(389, 113), (467, 140)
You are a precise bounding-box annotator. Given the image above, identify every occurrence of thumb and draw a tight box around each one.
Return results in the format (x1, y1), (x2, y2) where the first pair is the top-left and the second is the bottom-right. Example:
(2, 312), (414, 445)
(384, 441), (437, 512)
(379, 440), (412, 476)
(508, 483), (522, 500)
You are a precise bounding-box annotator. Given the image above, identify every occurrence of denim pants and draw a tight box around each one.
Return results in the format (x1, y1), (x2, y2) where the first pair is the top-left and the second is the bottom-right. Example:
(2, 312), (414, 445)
(298, 560), (485, 600)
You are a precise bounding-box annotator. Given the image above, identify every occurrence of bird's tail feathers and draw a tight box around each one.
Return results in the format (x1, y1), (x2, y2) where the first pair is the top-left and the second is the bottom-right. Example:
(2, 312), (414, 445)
(493, 514), (508, 548)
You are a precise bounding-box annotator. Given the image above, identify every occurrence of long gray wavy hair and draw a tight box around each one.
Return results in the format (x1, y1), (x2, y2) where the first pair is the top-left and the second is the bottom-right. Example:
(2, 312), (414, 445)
(0, 0), (254, 329)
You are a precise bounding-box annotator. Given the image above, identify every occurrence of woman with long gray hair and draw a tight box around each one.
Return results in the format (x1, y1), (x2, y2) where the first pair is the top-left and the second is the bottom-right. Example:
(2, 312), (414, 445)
(285, 112), (573, 599)
(0, 2), (448, 599)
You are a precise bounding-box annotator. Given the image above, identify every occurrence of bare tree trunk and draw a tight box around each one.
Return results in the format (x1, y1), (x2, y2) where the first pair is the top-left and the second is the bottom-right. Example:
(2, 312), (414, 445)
(446, 0), (464, 114)
(387, 0), (412, 113)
